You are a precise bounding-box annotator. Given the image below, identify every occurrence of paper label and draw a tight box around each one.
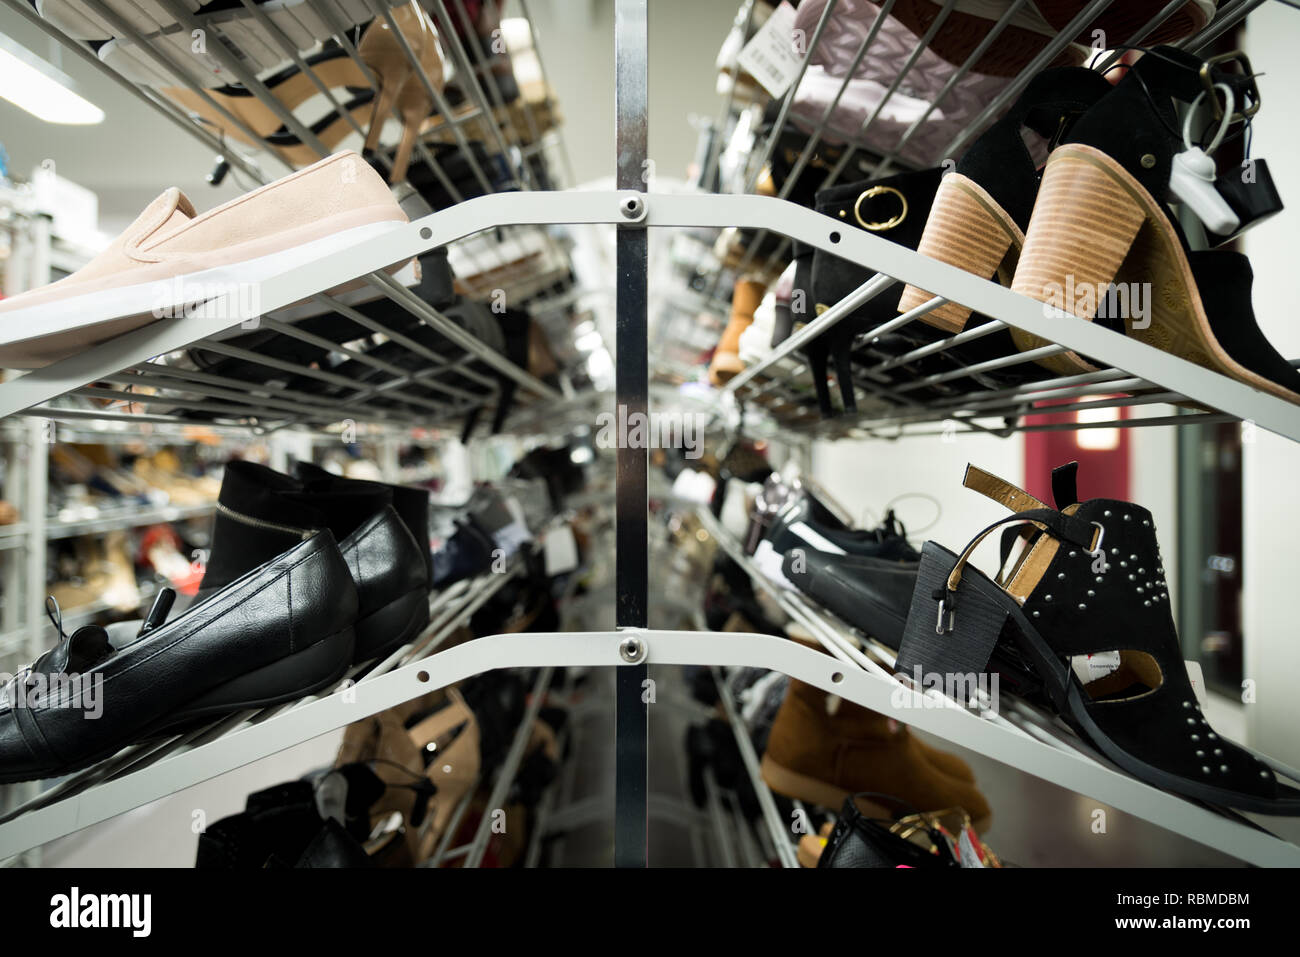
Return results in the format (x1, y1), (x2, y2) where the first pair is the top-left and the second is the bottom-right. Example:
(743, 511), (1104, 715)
(1071, 651), (1122, 686)
(736, 1), (801, 98)
(958, 828), (985, 868)
(670, 469), (717, 505)
(542, 525), (579, 576)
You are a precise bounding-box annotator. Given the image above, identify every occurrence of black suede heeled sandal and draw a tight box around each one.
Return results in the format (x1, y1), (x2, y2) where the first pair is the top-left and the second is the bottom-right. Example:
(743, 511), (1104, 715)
(896, 461), (1300, 815)
(1011, 47), (1300, 405)
(896, 67), (1112, 377)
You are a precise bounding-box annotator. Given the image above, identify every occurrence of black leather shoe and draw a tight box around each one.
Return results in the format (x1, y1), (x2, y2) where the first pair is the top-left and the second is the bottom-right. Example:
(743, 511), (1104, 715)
(782, 549), (917, 648)
(754, 489), (920, 588)
(431, 515), (497, 587)
(294, 461), (432, 584)
(781, 529), (1048, 701)
(202, 461), (429, 663)
(0, 532), (356, 783)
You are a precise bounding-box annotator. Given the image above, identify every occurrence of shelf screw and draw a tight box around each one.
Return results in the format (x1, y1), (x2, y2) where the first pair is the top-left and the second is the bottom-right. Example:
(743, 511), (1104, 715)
(619, 634), (647, 663)
(619, 193), (646, 222)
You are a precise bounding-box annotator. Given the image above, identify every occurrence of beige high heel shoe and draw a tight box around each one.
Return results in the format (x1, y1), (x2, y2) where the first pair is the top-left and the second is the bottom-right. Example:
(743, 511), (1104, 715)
(407, 688), (480, 862)
(359, 1), (446, 184)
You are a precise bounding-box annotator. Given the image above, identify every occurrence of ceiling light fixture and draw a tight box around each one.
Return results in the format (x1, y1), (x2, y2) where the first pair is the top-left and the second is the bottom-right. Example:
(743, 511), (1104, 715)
(0, 33), (104, 125)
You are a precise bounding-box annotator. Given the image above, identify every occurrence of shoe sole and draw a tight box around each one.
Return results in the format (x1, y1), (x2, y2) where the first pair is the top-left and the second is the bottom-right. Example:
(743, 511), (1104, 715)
(1012, 143), (1300, 405)
(163, 55), (371, 149)
(1034, 0), (1213, 47)
(0, 625), (356, 785)
(353, 587), (432, 664)
(0, 220), (407, 369)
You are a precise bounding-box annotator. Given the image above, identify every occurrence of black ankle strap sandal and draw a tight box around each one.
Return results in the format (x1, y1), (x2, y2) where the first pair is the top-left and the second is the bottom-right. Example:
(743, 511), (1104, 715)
(896, 461), (1300, 816)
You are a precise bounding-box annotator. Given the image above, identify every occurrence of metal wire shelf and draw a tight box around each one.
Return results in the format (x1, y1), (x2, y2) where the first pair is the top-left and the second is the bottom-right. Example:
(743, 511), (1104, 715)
(0, 552), (529, 859)
(2, 0), (579, 438)
(699, 0), (1272, 294)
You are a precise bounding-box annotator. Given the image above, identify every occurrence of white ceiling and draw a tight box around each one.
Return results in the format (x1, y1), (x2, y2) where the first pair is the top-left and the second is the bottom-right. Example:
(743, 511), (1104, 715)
(0, 5), (244, 229)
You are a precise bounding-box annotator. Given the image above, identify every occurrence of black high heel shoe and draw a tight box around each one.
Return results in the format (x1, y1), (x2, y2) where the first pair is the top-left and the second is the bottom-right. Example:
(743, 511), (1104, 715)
(802, 166), (1041, 419)
(896, 461), (1300, 815)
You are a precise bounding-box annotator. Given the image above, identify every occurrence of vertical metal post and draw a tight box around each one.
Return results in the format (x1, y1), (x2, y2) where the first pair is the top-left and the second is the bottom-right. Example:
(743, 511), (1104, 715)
(614, 0), (649, 867)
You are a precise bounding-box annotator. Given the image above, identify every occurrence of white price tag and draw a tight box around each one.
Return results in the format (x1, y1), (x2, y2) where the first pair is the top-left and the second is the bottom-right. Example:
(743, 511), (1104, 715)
(1071, 650), (1122, 686)
(542, 524), (580, 577)
(736, 1), (802, 98)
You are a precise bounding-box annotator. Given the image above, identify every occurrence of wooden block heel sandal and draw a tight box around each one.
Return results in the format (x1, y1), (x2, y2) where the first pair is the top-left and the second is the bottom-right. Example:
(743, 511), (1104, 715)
(896, 462), (1300, 815)
(359, 1), (447, 185)
(1010, 46), (1300, 405)
(896, 67), (1112, 376)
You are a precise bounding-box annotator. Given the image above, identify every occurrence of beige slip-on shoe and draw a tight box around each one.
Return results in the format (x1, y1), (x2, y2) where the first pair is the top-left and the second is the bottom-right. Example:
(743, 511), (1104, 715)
(0, 150), (408, 369)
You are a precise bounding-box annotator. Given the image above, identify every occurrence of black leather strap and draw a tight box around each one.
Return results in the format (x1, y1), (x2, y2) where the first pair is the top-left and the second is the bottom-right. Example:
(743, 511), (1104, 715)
(936, 507), (1100, 625)
(1051, 461), (1079, 510)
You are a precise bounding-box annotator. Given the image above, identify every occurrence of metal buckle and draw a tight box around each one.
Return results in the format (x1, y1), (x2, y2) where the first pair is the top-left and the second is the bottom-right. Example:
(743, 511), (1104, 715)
(1088, 521), (1105, 557)
(1199, 51), (1260, 122)
(853, 185), (908, 231)
(935, 597), (955, 635)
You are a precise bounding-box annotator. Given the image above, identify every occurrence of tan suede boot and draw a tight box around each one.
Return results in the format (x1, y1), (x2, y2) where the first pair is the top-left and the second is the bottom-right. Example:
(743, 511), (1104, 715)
(785, 632), (976, 784)
(708, 278), (767, 386)
(760, 674), (993, 832)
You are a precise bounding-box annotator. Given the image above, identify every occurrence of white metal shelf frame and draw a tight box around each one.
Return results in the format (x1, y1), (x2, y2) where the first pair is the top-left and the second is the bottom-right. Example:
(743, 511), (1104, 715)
(0, 204), (1293, 861)
(3, 624), (1297, 865)
(0, 0), (1294, 859)
(0, 191), (1296, 442)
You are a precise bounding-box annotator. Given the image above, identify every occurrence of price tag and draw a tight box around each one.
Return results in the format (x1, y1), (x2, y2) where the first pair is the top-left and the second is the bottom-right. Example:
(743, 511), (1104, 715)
(736, 1), (802, 98)
(542, 524), (580, 576)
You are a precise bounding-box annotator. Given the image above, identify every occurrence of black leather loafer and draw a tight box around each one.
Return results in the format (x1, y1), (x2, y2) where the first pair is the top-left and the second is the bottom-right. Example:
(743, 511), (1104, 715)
(782, 549), (918, 648)
(0, 531), (357, 783)
(202, 462), (430, 663)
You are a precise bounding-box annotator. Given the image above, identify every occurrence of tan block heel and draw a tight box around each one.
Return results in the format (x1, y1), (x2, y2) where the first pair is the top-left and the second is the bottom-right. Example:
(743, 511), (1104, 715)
(1012, 142), (1300, 403)
(1009, 144), (1145, 375)
(897, 173), (1021, 334)
(1011, 144), (1147, 324)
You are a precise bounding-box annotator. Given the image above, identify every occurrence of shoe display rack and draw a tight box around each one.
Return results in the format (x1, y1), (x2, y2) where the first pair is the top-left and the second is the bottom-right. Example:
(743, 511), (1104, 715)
(1, 0), (1298, 868)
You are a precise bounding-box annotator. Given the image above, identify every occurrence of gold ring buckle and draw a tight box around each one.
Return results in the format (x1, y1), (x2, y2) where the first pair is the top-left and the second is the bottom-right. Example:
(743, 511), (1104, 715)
(853, 185), (907, 231)
(1199, 51), (1260, 122)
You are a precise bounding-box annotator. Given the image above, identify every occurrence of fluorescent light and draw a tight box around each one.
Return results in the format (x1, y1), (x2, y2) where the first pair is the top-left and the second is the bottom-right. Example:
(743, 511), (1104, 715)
(0, 34), (103, 125)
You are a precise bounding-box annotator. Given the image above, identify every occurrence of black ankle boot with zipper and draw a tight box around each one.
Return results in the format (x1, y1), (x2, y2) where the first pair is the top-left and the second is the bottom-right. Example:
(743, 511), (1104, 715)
(896, 462), (1300, 815)
(202, 462), (429, 664)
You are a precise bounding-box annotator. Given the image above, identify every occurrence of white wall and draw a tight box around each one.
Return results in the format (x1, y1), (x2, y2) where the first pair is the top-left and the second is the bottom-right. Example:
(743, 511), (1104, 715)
(527, 0), (739, 186)
(812, 430), (1024, 575)
(1242, 4), (1300, 768)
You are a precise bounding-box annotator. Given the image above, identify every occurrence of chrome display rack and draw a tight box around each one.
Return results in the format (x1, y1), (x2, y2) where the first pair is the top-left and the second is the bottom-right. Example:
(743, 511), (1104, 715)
(694, 0), (1290, 442)
(1, 0), (1298, 867)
